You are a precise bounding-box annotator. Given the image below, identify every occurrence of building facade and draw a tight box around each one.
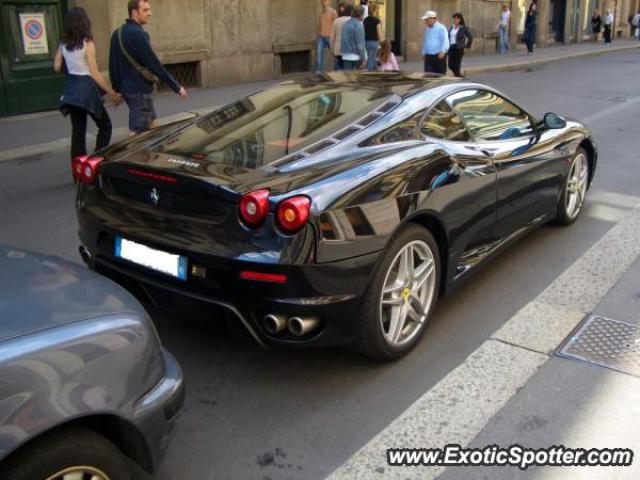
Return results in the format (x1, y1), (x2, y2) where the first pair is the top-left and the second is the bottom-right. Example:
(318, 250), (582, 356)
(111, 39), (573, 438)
(1, 0), (638, 116)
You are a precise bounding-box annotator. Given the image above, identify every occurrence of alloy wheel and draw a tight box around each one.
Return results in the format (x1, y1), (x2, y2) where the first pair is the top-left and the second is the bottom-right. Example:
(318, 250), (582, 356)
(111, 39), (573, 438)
(565, 152), (589, 219)
(379, 240), (437, 347)
(45, 466), (111, 480)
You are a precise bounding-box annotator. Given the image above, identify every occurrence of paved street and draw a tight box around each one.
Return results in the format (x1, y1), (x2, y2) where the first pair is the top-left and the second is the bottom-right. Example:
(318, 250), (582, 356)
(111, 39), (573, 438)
(1, 49), (640, 479)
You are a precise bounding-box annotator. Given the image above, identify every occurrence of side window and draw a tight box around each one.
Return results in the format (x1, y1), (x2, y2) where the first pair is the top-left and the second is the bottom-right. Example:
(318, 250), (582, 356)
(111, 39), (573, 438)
(447, 89), (534, 141)
(419, 101), (470, 141)
(363, 111), (423, 145)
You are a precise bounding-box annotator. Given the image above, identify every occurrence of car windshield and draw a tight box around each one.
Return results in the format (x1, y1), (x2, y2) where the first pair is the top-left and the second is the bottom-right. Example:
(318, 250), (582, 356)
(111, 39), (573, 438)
(159, 83), (396, 168)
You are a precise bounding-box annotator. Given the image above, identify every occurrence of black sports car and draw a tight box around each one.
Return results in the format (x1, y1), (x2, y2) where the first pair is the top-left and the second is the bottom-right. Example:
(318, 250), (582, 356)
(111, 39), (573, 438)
(76, 72), (597, 360)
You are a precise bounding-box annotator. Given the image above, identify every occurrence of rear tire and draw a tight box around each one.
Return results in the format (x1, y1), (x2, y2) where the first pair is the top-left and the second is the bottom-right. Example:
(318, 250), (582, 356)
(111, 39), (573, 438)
(0, 427), (138, 480)
(353, 224), (440, 361)
(554, 148), (589, 225)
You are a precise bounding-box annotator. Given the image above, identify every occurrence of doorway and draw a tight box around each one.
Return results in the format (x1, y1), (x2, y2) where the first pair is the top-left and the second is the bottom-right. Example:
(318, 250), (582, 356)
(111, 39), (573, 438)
(0, 0), (68, 116)
(549, 0), (567, 42)
(377, 0), (404, 55)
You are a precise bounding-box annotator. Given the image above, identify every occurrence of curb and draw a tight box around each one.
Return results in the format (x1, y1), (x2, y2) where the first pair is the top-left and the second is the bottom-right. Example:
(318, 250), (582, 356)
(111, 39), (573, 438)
(1, 44), (638, 164)
(464, 43), (640, 75)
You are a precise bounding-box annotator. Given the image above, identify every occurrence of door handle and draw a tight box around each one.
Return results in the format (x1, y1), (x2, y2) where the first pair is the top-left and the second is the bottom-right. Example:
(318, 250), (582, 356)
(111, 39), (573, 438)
(465, 145), (496, 157)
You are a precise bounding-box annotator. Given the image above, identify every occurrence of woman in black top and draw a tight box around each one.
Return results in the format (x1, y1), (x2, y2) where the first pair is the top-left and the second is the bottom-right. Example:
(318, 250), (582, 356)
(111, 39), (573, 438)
(591, 10), (602, 42)
(363, 3), (383, 71)
(448, 13), (473, 78)
(524, 3), (537, 54)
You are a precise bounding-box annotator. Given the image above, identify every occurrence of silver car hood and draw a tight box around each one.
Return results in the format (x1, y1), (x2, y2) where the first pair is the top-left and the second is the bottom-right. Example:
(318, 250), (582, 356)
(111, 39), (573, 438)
(0, 246), (146, 343)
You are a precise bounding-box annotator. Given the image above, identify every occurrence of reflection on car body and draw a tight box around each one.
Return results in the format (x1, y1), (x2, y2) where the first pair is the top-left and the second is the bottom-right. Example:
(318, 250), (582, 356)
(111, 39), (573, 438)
(75, 71), (597, 360)
(0, 246), (184, 479)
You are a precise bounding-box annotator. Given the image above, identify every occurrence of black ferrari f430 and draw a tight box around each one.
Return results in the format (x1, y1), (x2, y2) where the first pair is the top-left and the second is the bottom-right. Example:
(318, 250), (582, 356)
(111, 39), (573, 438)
(76, 72), (597, 360)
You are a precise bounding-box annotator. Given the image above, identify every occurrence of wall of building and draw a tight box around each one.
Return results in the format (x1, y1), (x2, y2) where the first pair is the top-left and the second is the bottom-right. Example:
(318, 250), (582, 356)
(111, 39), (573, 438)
(72, 0), (638, 89)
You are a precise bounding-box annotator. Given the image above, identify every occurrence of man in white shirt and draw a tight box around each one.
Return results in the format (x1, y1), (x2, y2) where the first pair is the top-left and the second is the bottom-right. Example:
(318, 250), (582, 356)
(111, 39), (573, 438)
(498, 4), (511, 53)
(603, 9), (614, 43)
(633, 9), (640, 39)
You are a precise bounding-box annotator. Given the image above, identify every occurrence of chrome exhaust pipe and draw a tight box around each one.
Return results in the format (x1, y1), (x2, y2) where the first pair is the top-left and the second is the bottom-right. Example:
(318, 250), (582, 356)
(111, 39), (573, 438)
(288, 316), (320, 337)
(262, 314), (288, 335)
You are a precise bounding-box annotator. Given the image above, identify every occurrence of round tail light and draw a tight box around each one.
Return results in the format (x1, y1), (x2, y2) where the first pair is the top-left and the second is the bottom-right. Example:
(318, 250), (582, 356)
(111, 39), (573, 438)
(239, 189), (270, 227)
(276, 196), (311, 234)
(72, 156), (104, 185)
(72, 155), (89, 181)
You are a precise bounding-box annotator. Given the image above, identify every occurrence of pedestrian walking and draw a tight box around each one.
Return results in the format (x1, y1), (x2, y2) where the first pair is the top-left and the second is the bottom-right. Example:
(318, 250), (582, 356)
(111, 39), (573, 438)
(340, 5), (366, 70)
(378, 39), (399, 71)
(498, 4), (511, 53)
(632, 9), (640, 39)
(109, 0), (187, 135)
(54, 7), (120, 175)
(447, 13), (473, 77)
(360, 0), (369, 19)
(363, 2), (384, 71)
(524, 3), (537, 54)
(316, 0), (338, 72)
(591, 10), (602, 42)
(421, 10), (449, 75)
(331, 3), (353, 71)
(603, 10), (613, 43)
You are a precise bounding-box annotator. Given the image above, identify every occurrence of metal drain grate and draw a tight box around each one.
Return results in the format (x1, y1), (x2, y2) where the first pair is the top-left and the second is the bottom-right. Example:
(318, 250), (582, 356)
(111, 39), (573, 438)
(160, 62), (199, 90)
(280, 51), (310, 75)
(557, 315), (640, 377)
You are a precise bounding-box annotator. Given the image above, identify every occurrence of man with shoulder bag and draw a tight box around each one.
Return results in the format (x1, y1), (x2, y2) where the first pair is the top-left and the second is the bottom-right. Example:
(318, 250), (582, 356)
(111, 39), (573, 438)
(109, 0), (187, 135)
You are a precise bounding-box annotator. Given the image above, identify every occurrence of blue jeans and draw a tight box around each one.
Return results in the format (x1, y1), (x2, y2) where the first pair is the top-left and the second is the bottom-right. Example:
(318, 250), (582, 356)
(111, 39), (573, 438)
(316, 35), (331, 72)
(498, 25), (510, 53)
(365, 41), (379, 71)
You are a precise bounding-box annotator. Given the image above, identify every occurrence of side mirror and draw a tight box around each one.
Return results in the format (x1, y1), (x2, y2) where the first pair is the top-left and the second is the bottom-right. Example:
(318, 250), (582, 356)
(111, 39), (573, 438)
(543, 112), (567, 130)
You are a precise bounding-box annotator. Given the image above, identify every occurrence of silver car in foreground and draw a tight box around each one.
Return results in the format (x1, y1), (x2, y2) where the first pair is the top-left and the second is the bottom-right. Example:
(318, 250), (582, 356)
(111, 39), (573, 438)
(0, 246), (184, 480)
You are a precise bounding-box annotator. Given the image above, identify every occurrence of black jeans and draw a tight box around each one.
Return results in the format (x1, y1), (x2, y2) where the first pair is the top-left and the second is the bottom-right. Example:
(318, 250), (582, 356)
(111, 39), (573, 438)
(424, 54), (447, 75)
(448, 46), (464, 77)
(604, 25), (612, 43)
(69, 106), (112, 159)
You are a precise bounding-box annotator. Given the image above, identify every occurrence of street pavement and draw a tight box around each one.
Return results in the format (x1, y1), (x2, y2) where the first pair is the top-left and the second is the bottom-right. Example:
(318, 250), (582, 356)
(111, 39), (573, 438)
(1, 46), (640, 480)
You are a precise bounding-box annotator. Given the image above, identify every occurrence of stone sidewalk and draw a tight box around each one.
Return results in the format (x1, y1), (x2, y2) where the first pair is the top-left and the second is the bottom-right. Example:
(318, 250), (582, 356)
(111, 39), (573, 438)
(0, 38), (638, 163)
(329, 203), (640, 480)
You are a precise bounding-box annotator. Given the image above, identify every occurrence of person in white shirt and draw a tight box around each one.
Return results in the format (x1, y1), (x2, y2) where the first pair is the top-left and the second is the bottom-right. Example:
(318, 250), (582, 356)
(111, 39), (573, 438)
(633, 10), (640, 39)
(331, 3), (353, 70)
(603, 10), (614, 43)
(498, 4), (511, 53)
(360, 0), (369, 19)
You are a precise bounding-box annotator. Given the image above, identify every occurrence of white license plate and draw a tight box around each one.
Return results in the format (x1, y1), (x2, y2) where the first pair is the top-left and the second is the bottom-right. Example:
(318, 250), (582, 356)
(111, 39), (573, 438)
(115, 236), (188, 281)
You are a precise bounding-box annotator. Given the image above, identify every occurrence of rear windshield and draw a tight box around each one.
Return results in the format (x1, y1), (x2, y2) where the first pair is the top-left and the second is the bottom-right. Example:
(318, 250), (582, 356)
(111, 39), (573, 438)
(159, 83), (396, 168)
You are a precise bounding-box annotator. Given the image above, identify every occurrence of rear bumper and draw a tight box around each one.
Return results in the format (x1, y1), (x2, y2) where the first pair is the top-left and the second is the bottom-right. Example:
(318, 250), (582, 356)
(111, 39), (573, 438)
(78, 224), (381, 348)
(130, 349), (184, 471)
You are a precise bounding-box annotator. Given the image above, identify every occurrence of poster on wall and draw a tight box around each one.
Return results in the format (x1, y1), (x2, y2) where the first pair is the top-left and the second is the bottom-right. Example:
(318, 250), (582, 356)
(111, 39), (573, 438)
(19, 13), (49, 55)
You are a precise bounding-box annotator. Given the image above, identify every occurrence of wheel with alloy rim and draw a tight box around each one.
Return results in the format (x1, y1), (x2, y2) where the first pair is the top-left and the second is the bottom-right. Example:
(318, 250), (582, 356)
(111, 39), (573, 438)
(45, 466), (111, 480)
(555, 148), (590, 225)
(355, 224), (440, 360)
(0, 427), (136, 480)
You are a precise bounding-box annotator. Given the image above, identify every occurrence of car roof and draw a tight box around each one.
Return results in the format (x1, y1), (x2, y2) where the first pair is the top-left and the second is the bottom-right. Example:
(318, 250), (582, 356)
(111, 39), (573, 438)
(0, 246), (146, 343)
(288, 71), (464, 99)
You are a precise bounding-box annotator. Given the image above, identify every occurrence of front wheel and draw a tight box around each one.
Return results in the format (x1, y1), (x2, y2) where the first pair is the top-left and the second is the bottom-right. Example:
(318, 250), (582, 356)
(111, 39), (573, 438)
(0, 427), (139, 480)
(555, 148), (590, 225)
(354, 224), (440, 361)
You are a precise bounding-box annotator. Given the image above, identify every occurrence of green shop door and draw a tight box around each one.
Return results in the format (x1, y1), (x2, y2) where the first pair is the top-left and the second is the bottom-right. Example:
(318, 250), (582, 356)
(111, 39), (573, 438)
(0, 0), (67, 116)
